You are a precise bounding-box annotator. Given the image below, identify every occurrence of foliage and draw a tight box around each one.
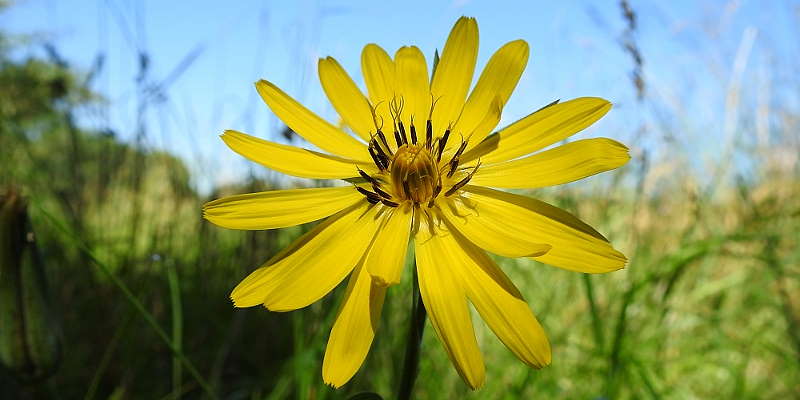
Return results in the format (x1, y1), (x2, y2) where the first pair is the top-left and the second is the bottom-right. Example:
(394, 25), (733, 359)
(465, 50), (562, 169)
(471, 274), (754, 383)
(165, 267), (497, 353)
(0, 3), (798, 399)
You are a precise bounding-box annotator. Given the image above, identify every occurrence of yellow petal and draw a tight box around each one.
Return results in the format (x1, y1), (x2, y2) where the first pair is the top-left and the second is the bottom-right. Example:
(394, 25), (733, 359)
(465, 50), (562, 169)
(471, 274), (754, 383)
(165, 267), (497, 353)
(230, 201), (382, 310)
(361, 44), (396, 138)
(221, 130), (373, 179)
(365, 204), (412, 286)
(455, 40), (529, 147)
(439, 202), (551, 258)
(318, 57), (375, 141)
(454, 186), (627, 273)
(203, 186), (363, 230)
(471, 138), (630, 188)
(415, 222), (485, 389)
(451, 97), (501, 155)
(463, 97), (612, 164)
(255, 80), (369, 161)
(430, 17), (478, 135)
(441, 225), (551, 368)
(394, 46), (431, 139)
(322, 261), (386, 388)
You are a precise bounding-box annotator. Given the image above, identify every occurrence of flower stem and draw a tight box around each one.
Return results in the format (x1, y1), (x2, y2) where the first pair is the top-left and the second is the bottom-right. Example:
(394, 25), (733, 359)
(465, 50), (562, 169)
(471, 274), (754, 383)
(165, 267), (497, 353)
(397, 264), (426, 400)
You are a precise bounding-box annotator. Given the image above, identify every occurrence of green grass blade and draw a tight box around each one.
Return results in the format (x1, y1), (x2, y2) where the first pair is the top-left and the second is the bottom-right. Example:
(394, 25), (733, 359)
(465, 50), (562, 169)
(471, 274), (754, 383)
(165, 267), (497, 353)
(37, 204), (218, 400)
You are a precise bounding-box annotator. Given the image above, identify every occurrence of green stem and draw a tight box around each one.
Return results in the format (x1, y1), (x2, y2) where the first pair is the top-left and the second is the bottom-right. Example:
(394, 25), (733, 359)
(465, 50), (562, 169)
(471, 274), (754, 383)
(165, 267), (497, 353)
(582, 274), (605, 353)
(397, 264), (426, 400)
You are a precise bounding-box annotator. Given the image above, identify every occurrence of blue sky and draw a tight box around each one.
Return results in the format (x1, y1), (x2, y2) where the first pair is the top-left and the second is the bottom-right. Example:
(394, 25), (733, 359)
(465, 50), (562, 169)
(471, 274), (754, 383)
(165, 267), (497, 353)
(3, 0), (797, 188)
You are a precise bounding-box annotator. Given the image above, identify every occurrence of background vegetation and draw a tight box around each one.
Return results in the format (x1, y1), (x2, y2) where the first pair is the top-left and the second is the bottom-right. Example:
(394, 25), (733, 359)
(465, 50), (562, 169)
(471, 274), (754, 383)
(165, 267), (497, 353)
(1, 1), (798, 399)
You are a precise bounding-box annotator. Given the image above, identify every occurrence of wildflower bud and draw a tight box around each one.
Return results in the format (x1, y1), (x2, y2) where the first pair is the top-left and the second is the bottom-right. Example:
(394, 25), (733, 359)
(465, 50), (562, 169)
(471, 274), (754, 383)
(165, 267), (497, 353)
(0, 189), (61, 382)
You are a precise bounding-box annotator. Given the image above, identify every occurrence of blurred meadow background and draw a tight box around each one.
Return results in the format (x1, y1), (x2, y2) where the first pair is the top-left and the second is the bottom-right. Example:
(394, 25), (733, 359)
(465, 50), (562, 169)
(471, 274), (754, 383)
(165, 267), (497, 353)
(1, 0), (799, 398)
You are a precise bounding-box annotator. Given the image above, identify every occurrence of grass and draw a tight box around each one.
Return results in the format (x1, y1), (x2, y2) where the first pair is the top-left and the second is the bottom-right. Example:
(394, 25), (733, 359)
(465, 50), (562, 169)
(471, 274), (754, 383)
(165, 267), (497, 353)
(3, 155), (795, 399)
(1, 2), (799, 398)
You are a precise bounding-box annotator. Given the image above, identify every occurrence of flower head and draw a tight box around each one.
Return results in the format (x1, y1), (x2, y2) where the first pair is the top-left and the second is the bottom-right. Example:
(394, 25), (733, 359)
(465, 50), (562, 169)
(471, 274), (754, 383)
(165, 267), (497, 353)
(204, 17), (628, 389)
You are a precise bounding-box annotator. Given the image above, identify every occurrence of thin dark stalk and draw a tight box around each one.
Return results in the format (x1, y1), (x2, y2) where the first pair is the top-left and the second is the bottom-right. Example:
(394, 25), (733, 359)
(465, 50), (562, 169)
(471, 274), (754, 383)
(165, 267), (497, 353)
(397, 264), (426, 400)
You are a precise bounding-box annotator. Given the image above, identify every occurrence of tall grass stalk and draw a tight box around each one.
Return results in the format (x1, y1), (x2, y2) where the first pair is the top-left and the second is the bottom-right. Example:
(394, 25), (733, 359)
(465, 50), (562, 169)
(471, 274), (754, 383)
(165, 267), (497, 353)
(36, 205), (218, 400)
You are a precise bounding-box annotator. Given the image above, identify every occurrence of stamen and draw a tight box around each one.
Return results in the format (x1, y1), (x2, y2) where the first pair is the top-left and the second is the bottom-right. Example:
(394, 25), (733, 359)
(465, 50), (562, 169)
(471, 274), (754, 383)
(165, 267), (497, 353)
(437, 127), (451, 162)
(376, 130), (391, 154)
(394, 130), (404, 148)
(427, 94), (440, 123)
(428, 136), (439, 154)
(368, 147), (385, 171)
(372, 184), (393, 199)
(369, 100), (385, 128)
(410, 116), (418, 144)
(447, 159), (459, 178)
(370, 141), (390, 170)
(446, 141), (468, 178)
(358, 168), (381, 186)
(375, 114), (384, 131)
(371, 137), (390, 160)
(445, 161), (481, 197)
(425, 120), (432, 146)
(432, 176), (442, 198)
(389, 96), (406, 148)
(355, 186), (381, 203)
(380, 198), (399, 208)
(398, 121), (408, 145)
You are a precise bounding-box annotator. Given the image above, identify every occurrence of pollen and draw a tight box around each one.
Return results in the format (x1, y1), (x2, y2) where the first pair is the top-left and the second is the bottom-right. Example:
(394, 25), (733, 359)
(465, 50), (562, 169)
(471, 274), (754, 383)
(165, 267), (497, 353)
(391, 144), (440, 204)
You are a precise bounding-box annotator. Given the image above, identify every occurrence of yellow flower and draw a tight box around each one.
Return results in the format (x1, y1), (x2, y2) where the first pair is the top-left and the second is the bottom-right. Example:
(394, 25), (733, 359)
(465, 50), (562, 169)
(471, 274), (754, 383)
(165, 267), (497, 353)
(204, 17), (628, 389)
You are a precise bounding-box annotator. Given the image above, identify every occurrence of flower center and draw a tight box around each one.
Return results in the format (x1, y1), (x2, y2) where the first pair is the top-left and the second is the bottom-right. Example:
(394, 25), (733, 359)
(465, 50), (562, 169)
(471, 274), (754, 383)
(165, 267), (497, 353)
(353, 106), (481, 209)
(390, 144), (440, 204)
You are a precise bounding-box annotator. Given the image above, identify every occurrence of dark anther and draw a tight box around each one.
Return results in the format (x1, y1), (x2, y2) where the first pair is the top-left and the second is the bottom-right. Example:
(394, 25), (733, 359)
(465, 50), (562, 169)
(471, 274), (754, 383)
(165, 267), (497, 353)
(369, 139), (390, 169)
(410, 119), (418, 144)
(453, 140), (468, 159)
(444, 177), (469, 197)
(425, 120), (433, 145)
(356, 186), (382, 203)
(394, 130), (404, 148)
(371, 138), (388, 159)
(447, 141), (468, 178)
(368, 147), (385, 171)
(358, 168), (381, 186)
(432, 177), (442, 198)
(380, 198), (400, 208)
(369, 144), (390, 170)
(437, 128), (451, 162)
(447, 158), (459, 178)
(376, 130), (390, 153)
(356, 185), (379, 198)
(444, 163), (480, 197)
(398, 121), (408, 145)
(372, 184), (392, 199)
(379, 153), (390, 170)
